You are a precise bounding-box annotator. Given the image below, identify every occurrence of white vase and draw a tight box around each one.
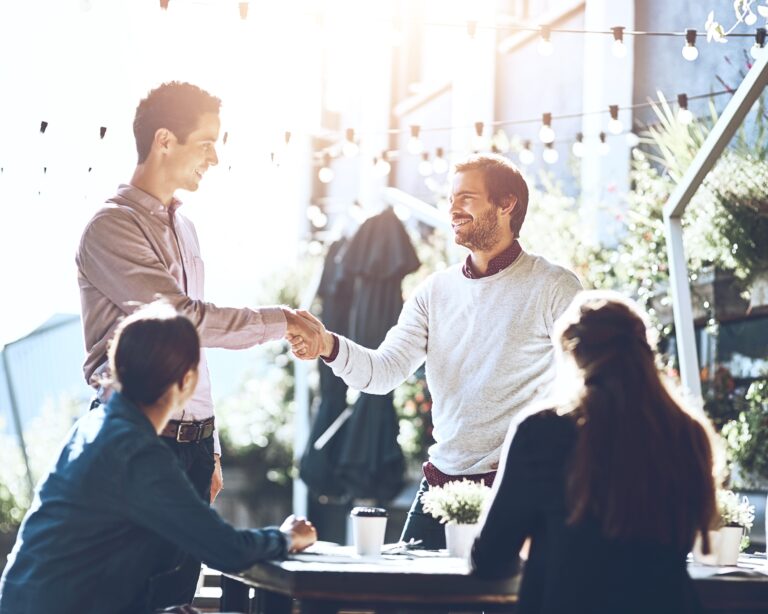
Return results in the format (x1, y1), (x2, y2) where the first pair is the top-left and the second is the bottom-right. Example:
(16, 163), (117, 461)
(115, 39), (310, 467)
(692, 526), (744, 566)
(444, 523), (478, 558)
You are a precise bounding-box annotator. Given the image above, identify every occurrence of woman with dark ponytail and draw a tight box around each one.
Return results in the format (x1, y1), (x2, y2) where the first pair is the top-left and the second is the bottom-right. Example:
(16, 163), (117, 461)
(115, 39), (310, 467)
(0, 302), (316, 614)
(471, 291), (717, 614)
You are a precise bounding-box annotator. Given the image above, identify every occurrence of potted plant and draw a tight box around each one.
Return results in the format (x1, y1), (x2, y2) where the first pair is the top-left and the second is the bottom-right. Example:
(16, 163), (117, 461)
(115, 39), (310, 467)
(694, 489), (755, 566)
(420, 479), (492, 558)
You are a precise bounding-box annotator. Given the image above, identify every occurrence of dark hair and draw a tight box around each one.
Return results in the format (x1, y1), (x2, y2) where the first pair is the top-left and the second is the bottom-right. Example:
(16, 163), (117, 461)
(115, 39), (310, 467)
(454, 154), (529, 237)
(133, 81), (221, 164)
(557, 291), (716, 552)
(107, 302), (200, 406)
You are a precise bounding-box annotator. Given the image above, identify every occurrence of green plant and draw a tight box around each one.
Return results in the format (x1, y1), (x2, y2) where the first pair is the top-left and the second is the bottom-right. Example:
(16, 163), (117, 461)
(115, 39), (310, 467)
(420, 479), (492, 525)
(722, 379), (768, 487)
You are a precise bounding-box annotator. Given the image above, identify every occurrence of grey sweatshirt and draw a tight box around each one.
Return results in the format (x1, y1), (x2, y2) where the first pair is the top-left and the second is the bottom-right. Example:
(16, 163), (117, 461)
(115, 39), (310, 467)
(327, 250), (582, 475)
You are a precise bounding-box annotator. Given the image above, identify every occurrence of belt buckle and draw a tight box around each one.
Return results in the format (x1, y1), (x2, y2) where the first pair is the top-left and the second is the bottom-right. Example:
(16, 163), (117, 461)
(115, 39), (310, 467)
(176, 422), (200, 443)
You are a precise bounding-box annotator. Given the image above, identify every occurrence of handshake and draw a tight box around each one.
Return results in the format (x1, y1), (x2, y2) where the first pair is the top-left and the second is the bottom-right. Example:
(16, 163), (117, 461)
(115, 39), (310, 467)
(282, 308), (334, 360)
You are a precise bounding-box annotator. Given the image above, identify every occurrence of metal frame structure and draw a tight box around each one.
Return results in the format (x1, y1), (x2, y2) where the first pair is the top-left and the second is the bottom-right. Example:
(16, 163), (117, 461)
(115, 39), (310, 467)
(663, 52), (768, 406)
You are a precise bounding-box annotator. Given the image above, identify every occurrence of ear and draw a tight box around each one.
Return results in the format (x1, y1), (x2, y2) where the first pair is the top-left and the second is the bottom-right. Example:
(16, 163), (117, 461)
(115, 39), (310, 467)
(154, 128), (174, 155)
(179, 368), (198, 395)
(499, 195), (518, 217)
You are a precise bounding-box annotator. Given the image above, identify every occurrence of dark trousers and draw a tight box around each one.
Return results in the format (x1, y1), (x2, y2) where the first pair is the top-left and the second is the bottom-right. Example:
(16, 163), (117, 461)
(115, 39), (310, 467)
(400, 477), (447, 550)
(148, 436), (215, 610)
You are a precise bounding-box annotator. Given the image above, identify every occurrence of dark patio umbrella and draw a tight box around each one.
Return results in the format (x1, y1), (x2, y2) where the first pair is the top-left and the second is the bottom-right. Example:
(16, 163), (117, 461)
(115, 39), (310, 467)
(334, 208), (420, 501)
(299, 238), (353, 497)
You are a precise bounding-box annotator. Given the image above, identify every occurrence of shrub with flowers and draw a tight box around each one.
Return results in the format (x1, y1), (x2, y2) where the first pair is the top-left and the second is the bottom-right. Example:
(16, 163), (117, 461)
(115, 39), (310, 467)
(420, 479), (492, 525)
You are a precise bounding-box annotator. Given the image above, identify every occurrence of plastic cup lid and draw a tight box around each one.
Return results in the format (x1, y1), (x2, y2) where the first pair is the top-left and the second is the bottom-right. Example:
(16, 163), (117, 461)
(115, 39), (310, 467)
(350, 506), (388, 517)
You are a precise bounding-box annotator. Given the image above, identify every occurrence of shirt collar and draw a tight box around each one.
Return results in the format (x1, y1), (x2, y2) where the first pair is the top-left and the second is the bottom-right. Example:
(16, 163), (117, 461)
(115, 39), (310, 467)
(462, 240), (523, 279)
(105, 391), (159, 437)
(116, 184), (183, 218)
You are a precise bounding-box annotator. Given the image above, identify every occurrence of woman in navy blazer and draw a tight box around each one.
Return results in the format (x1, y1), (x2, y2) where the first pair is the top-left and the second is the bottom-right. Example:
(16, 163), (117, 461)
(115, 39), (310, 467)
(471, 291), (717, 614)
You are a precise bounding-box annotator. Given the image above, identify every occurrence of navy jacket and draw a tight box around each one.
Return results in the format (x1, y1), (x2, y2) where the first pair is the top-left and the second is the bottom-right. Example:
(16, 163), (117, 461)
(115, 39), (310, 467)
(0, 392), (287, 614)
(471, 410), (701, 614)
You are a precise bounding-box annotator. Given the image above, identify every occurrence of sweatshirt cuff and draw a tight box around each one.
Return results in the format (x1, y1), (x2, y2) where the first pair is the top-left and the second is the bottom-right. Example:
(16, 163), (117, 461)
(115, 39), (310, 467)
(321, 334), (340, 363)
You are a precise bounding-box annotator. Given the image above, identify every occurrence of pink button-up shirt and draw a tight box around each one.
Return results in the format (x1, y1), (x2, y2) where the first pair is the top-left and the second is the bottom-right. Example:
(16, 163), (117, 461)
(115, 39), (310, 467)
(76, 184), (287, 454)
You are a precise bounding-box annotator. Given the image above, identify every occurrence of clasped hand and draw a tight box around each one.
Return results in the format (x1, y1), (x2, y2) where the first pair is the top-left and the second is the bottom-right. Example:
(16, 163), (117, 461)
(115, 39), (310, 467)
(283, 308), (331, 360)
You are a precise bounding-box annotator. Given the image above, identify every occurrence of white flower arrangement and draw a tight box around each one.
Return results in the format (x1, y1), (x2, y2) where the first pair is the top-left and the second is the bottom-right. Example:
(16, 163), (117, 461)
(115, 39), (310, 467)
(420, 479), (492, 525)
(717, 489), (755, 530)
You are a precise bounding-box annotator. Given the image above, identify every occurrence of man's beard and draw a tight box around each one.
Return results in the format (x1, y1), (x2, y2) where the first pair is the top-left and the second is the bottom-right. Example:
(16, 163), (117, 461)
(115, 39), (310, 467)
(455, 207), (502, 252)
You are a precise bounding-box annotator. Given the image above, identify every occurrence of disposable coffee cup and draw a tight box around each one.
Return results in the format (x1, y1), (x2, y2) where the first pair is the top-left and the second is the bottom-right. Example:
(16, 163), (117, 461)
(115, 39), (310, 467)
(350, 507), (388, 556)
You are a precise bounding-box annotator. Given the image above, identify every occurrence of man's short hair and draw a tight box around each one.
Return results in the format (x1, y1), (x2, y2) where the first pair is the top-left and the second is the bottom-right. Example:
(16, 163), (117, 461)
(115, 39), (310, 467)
(454, 154), (530, 238)
(133, 81), (221, 164)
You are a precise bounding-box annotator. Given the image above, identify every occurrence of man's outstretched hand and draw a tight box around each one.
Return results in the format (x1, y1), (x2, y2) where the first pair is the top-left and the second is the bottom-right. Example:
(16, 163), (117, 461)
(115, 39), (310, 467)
(283, 309), (333, 360)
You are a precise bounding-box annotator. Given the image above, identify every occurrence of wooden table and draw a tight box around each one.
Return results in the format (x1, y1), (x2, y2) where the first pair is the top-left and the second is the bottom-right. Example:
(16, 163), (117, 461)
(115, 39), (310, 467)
(219, 547), (768, 614)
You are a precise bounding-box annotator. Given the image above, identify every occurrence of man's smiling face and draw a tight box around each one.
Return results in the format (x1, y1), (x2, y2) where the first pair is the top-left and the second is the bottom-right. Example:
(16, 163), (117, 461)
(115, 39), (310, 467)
(449, 169), (504, 252)
(164, 111), (220, 193)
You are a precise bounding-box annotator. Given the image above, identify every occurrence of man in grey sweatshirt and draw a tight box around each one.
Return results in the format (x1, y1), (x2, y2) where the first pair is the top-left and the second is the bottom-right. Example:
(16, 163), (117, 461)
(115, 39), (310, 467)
(290, 154), (583, 548)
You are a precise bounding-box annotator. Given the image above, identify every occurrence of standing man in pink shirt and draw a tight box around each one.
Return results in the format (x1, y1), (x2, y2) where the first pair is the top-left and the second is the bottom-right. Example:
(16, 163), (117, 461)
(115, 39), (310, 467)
(76, 81), (320, 609)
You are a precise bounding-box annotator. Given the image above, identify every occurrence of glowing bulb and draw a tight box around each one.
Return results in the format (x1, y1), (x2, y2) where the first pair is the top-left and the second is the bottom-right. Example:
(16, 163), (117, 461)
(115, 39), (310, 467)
(542, 145), (559, 164)
(598, 133), (610, 156)
(539, 125), (555, 144)
(682, 43), (698, 61)
(682, 29), (698, 61)
(519, 143), (535, 166)
(677, 108), (694, 125)
(746, 12), (757, 26)
(374, 157), (391, 176)
(571, 139), (585, 158)
(407, 136), (424, 155)
(538, 37), (553, 56)
(432, 151), (449, 174)
(625, 132), (640, 148)
(612, 39), (627, 58)
(751, 43), (766, 59)
(608, 118), (623, 135)
(418, 158), (433, 177)
(318, 166), (334, 183)
(342, 140), (359, 157)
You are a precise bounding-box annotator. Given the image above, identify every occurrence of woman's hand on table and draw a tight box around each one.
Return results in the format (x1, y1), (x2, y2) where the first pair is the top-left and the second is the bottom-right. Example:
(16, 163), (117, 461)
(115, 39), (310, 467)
(280, 514), (318, 553)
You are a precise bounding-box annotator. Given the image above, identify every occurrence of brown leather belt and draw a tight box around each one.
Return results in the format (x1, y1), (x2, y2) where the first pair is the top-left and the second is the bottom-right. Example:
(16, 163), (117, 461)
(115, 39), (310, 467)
(161, 417), (215, 443)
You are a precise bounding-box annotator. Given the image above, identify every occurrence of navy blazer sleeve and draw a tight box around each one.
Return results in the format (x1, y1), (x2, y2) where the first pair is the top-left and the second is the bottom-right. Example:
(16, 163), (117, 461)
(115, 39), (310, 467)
(122, 441), (287, 572)
(470, 410), (575, 579)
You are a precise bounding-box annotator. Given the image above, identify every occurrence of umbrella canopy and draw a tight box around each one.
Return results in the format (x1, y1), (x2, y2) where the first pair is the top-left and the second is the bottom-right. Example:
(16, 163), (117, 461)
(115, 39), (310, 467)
(335, 208), (420, 501)
(300, 209), (421, 501)
(300, 238), (353, 497)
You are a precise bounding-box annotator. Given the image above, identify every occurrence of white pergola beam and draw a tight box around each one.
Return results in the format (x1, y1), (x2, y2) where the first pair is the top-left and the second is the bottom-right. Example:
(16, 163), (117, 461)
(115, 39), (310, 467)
(664, 53), (768, 220)
(663, 52), (768, 403)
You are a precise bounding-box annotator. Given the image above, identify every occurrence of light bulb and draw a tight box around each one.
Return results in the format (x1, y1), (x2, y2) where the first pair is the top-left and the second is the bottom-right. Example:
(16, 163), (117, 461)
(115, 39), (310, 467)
(677, 108), (694, 125)
(375, 157), (391, 176)
(571, 140), (585, 158)
(342, 140), (359, 157)
(682, 44), (698, 61)
(539, 124), (555, 144)
(746, 12), (757, 26)
(538, 38), (553, 56)
(519, 146), (535, 166)
(599, 141), (610, 156)
(751, 43), (766, 60)
(625, 132), (640, 148)
(608, 118), (623, 135)
(318, 166), (334, 183)
(407, 136), (424, 155)
(432, 155), (449, 174)
(542, 146), (559, 164)
(612, 39), (627, 58)
(418, 159), (433, 177)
